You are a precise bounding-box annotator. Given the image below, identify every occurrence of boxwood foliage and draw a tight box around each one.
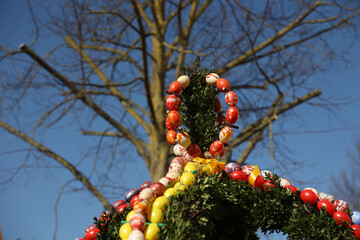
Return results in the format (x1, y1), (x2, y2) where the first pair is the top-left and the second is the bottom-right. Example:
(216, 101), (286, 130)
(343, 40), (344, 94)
(94, 172), (355, 240)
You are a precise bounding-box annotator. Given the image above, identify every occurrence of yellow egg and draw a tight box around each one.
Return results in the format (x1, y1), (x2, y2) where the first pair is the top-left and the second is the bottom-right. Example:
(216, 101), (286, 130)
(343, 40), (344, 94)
(164, 187), (177, 198)
(200, 165), (212, 175)
(119, 223), (132, 240)
(147, 206), (164, 223)
(184, 162), (198, 173)
(153, 196), (170, 211)
(144, 223), (160, 240)
(126, 210), (135, 222)
(180, 172), (196, 186)
(174, 182), (187, 191)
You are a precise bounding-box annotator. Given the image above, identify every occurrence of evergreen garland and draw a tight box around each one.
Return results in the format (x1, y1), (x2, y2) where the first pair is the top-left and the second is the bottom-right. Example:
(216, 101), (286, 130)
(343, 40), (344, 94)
(93, 172), (356, 239)
(179, 60), (220, 152)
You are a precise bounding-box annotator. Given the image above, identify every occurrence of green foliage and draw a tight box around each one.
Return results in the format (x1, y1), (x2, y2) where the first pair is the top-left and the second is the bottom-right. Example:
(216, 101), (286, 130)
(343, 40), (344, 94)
(94, 173), (356, 240)
(179, 60), (220, 152)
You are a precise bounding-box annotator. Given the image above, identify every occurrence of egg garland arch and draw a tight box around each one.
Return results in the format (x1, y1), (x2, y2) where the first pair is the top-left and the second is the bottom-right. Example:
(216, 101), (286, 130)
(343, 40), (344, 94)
(77, 66), (360, 240)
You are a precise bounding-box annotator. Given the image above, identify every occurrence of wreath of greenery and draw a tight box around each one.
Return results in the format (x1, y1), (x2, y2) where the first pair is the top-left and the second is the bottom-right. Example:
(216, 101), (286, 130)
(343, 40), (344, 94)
(95, 172), (355, 240)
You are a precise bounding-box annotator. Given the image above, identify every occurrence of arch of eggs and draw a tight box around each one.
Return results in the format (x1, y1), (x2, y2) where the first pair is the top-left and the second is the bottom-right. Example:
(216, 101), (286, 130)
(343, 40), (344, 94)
(165, 73), (239, 158)
(79, 161), (360, 240)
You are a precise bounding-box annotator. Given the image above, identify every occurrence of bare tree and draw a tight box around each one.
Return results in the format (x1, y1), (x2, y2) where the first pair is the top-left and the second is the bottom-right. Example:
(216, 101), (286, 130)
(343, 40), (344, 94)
(332, 138), (360, 211)
(1, 0), (360, 212)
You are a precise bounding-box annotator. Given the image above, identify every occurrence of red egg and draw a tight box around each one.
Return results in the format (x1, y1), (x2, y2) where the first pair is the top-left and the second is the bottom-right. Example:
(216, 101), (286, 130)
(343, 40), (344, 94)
(214, 98), (222, 112)
(150, 182), (166, 197)
(167, 110), (181, 126)
(209, 140), (225, 156)
(130, 194), (140, 208)
(117, 204), (130, 214)
(112, 199), (126, 209)
(226, 107), (239, 124)
(317, 200), (335, 216)
(139, 181), (152, 191)
(231, 171), (247, 181)
(165, 117), (177, 130)
(300, 190), (318, 204)
(169, 81), (183, 94)
(85, 224), (97, 235)
(98, 211), (110, 225)
(333, 211), (351, 227)
(219, 147), (226, 157)
(217, 115), (227, 127)
(263, 180), (276, 191)
(166, 95), (181, 110)
(187, 143), (201, 158)
(284, 185), (297, 194)
(85, 226), (100, 240)
(247, 175), (265, 188)
(216, 78), (231, 92)
(225, 91), (238, 107)
(166, 130), (177, 145)
(351, 225), (360, 239)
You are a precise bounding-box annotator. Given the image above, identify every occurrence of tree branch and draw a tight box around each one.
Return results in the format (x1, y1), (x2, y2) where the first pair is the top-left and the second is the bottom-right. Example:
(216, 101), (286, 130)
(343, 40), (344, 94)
(237, 132), (264, 165)
(0, 120), (112, 211)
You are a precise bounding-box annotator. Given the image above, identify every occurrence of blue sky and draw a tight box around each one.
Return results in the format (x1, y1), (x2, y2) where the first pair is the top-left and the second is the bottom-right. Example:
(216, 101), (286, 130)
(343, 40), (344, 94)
(1, 1), (360, 240)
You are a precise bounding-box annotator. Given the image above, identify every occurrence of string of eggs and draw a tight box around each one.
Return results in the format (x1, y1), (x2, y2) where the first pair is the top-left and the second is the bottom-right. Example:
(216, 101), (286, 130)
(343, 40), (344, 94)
(165, 73), (239, 160)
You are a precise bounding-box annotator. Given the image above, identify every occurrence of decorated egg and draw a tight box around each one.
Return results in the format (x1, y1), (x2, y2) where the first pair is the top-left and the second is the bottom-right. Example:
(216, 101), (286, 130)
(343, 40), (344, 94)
(117, 204), (130, 214)
(317, 200), (335, 216)
(140, 181), (153, 191)
(226, 107), (239, 124)
(180, 172), (196, 187)
(130, 213), (146, 231)
(285, 185), (297, 194)
(177, 75), (190, 88)
(153, 196), (170, 211)
(130, 194), (140, 208)
(158, 177), (173, 188)
(304, 187), (319, 196)
(165, 117), (177, 130)
(260, 170), (273, 180)
(139, 188), (156, 203)
(133, 199), (150, 215)
(187, 143), (201, 158)
(351, 224), (360, 240)
(209, 140), (225, 156)
(173, 144), (187, 157)
(130, 194), (139, 208)
(167, 110), (181, 126)
(112, 199), (126, 209)
(144, 223), (160, 240)
(164, 187), (177, 198)
(166, 170), (181, 182)
(219, 126), (233, 144)
(126, 210), (136, 222)
(128, 230), (145, 240)
(317, 192), (335, 203)
(334, 200), (350, 212)
(171, 156), (187, 167)
(183, 151), (194, 160)
(225, 162), (242, 173)
(174, 182), (187, 191)
(147, 206), (164, 223)
(214, 97), (222, 112)
(166, 95), (181, 111)
(85, 224), (97, 235)
(279, 178), (291, 187)
(351, 211), (360, 225)
(206, 73), (220, 85)
(231, 171), (247, 181)
(225, 91), (238, 107)
(169, 81), (183, 94)
(86, 226), (100, 240)
(242, 165), (255, 176)
(333, 211), (351, 227)
(166, 130), (177, 145)
(184, 162), (199, 173)
(216, 78), (231, 92)
(119, 223), (132, 240)
(150, 182), (166, 197)
(169, 162), (183, 172)
(125, 188), (140, 202)
(176, 131), (191, 147)
(300, 189), (318, 204)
